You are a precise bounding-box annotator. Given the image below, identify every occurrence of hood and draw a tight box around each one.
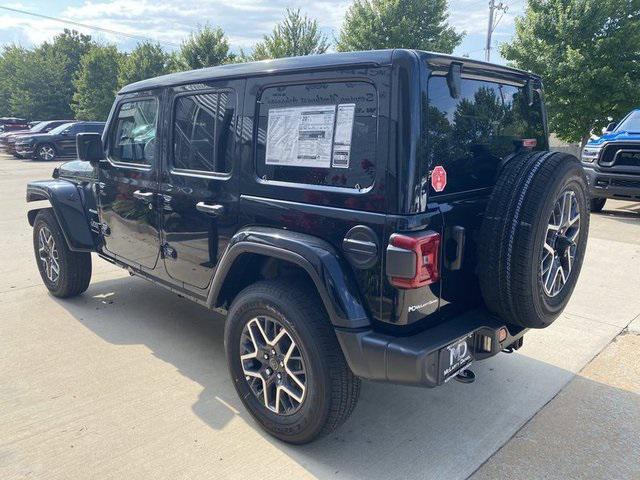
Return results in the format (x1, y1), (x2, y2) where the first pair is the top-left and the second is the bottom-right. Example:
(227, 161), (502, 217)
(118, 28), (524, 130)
(587, 129), (640, 146)
(0, 129), (30, 139)
(56, 160), (96, 182)
(14, 132), (55, 143)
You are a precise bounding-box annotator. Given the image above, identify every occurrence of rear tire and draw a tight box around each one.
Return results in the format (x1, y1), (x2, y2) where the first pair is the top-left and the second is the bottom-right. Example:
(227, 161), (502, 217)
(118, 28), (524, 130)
(33, 209), (92, 298)
(478, 152), (589, 328)
(225, 279), (360, 444)
(590, 197), (606, 213)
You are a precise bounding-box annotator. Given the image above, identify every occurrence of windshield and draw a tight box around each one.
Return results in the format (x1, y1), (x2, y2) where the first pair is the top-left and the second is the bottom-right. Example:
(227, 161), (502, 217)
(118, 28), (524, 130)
(615, 110), (640, 133)
(49, 122), (76, 135)
(29, 122), (51, 133)
(424, 75), (547, 195)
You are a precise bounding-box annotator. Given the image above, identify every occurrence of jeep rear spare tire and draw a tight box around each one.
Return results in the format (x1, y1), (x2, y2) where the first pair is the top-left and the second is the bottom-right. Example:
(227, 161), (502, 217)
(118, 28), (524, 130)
(478, 151), (589, 329)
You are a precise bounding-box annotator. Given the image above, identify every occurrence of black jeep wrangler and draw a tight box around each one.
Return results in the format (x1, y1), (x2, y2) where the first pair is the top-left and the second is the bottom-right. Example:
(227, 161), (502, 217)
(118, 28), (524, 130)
(27, 50), (589, 444)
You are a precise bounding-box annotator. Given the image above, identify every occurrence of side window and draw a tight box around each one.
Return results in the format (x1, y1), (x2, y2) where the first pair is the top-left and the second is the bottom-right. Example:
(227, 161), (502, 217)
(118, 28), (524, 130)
(109, 99), (158, 165)
(172, 91), (235, 173)
(255, 81), (378, 189)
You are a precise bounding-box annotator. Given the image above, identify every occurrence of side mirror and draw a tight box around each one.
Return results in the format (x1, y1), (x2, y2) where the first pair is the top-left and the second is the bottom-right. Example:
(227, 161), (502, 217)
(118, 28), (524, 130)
(604, 121), (617, 133)
(76, 132), (104, 166)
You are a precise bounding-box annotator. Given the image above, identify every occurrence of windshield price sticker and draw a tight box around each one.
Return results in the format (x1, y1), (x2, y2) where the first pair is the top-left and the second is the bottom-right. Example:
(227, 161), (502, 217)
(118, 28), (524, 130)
(265, 105), (336, 168)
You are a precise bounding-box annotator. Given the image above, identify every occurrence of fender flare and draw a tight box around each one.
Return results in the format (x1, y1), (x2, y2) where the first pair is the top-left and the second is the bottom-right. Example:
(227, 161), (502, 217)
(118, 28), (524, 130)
(26, 179), (95, 252)
(207, 227), (371, 329)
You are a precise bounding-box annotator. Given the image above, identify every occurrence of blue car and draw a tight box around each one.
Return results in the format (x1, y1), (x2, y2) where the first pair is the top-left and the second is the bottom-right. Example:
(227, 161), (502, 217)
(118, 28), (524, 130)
(581, 109), (640, 211)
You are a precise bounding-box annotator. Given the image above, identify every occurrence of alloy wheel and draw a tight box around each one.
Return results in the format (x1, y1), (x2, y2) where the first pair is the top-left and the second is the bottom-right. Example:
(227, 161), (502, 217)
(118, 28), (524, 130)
(239, 316), (307, 415)
(39, 145), (55, 160)
(541, 189), (581, 297)
(38, 226), (60, 283)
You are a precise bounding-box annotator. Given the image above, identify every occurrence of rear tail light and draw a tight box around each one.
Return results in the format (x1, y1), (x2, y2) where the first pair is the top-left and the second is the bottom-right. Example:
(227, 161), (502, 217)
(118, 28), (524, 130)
(387, 231), (441, 288)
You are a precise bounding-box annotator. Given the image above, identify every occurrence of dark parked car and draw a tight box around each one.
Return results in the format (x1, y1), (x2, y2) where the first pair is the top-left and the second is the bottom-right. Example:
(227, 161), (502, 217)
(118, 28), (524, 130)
(1, 120), (73, 156)
(0, 117), (28, 132)
(26, 50), (589, 444)
(581, 108), (640, 211)
(15, 121), (105, 161)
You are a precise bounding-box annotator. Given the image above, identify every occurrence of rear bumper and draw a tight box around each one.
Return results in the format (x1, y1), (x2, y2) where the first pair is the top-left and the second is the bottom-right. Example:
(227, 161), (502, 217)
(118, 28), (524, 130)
(583, 166), (640, 200)
(336, 309), (526, 388)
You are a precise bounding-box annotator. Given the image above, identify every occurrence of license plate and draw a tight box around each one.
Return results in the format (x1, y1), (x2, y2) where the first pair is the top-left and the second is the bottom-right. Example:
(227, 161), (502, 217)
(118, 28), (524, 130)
(439, 333), (474, 383)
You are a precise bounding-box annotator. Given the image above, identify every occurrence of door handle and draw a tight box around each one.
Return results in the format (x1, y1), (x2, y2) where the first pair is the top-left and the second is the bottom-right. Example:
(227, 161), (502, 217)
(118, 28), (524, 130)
(133, 190), (154, 202)
(196, 202), (224, 216)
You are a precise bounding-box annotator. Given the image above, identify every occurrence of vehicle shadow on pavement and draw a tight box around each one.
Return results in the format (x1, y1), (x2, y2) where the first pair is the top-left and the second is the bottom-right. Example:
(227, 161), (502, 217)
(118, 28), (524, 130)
(55, 275), (639, 480)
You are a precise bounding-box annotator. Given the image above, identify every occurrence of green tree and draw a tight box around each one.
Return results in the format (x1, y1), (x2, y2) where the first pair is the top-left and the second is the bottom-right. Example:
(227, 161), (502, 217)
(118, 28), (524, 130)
(501, 0), (640, 145)
(72, 45), (122, 120)
(0, 45), (28, 115)
(118, 41), (170, 87)
(173, 25), (234, 70)
(250, 9), (329, 60)
(337, 0), (463, 53)
(1, 30), (94, 119)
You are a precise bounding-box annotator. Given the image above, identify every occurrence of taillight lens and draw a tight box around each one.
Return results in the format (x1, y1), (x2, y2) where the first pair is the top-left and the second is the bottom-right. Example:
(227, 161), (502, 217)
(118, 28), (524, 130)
(389, 231), (441, 288)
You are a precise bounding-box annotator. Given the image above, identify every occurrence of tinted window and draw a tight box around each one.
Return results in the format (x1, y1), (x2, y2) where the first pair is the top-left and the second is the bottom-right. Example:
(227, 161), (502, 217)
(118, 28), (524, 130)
(425, 76), (546, 194)
(173, 91), (235, 173)
(255, 82), (377, 189)
(76, 123), (104, 133)
(110, 99), (158, 165)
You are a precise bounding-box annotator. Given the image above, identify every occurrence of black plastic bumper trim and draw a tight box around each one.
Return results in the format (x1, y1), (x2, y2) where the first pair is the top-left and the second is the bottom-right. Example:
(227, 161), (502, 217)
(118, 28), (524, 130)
(335, 308), (526, 388)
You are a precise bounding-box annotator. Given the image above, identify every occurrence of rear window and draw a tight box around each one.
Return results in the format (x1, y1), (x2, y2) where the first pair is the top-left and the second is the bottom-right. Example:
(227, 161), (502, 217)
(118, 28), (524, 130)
(255, 81), (377, 190)
(425, 75), (546, 194)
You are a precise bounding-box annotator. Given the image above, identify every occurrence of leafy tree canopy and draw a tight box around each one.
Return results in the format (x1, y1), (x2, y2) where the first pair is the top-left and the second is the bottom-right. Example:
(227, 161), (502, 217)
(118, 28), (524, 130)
(337, 0), (463, 53)
(118, 41), (171, 88)
(501, 0), (640, 144)
(250, 9), (329, 61)
(173, 25), (235, 70)
(72, 45), (122, 120)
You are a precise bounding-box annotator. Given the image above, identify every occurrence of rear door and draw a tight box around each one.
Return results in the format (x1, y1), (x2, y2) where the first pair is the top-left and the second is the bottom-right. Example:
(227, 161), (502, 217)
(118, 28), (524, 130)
(158, 80), (242, 293)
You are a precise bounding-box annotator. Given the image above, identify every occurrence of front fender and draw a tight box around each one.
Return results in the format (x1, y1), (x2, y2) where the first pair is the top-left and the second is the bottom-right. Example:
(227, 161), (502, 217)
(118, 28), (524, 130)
(207, 227), (370, 329)
(26, 179), (95, 252)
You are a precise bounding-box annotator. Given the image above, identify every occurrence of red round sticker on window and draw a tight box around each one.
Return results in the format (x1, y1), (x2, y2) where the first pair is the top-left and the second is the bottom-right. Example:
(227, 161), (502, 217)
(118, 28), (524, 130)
(431, 166), (447, 192)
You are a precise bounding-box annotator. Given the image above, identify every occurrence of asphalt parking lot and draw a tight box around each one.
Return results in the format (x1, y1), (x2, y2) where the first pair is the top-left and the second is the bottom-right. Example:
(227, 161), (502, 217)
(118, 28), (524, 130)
(1, 152), (639, 479)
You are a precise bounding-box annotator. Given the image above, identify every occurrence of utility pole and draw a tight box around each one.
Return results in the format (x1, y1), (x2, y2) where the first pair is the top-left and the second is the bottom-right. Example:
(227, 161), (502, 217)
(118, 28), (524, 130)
(485, 0), (508, 62)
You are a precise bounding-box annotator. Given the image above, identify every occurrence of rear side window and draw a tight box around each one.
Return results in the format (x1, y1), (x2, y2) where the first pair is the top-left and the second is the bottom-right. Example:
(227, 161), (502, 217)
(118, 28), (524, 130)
(172, 91), (236, 174)
(109, 99), (158, 165)
(425, 76), (546, 194)
(255, 81), (377, 189)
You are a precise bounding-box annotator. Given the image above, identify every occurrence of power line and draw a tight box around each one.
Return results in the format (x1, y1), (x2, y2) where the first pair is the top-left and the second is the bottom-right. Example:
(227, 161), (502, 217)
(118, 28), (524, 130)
(0, 5), (182, 48)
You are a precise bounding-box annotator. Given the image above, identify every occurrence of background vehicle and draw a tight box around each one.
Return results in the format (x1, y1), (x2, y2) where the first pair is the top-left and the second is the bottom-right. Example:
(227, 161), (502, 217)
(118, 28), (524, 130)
(1, 120), (73, 157)
(582, 109), (640, 211)
(26, 50), (589, 444)
(16, 121), (105, 161)
(0, 117), (28, 132)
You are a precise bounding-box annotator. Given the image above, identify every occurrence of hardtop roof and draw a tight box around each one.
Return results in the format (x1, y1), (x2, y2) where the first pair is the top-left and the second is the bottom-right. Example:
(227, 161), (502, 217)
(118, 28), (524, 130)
(118, 49), (538, 95)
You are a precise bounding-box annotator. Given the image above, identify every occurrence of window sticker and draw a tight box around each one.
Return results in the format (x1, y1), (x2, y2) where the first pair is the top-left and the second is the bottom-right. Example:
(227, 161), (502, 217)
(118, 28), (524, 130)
(332, 103), (355, 168)
(265, 105), (336, 168)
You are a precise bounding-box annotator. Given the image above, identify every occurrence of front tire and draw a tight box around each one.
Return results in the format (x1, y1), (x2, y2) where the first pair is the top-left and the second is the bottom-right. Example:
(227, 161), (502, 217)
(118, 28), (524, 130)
(35, 143), (56, 161)
(33, 209), (92, 298)
(225, 280), (360, 444)
(590, 197), (606, 213)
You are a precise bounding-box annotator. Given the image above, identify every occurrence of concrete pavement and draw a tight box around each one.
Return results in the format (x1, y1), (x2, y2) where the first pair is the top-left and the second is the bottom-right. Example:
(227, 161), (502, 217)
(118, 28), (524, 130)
(1, 153), (639, 479)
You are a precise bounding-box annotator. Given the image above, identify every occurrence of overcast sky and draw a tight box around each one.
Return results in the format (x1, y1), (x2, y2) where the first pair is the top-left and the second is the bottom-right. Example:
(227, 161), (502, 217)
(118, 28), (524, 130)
(0, 0), (527, 64)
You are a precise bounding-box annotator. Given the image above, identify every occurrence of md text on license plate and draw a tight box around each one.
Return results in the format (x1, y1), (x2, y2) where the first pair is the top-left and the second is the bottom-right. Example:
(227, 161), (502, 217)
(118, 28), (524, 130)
(439, 333), (474, 383)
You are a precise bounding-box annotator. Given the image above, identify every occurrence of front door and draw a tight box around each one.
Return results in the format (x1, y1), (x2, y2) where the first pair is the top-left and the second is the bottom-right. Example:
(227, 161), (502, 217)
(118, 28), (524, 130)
(159, 82), (242, 291)
(97, 94), (162, 270)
